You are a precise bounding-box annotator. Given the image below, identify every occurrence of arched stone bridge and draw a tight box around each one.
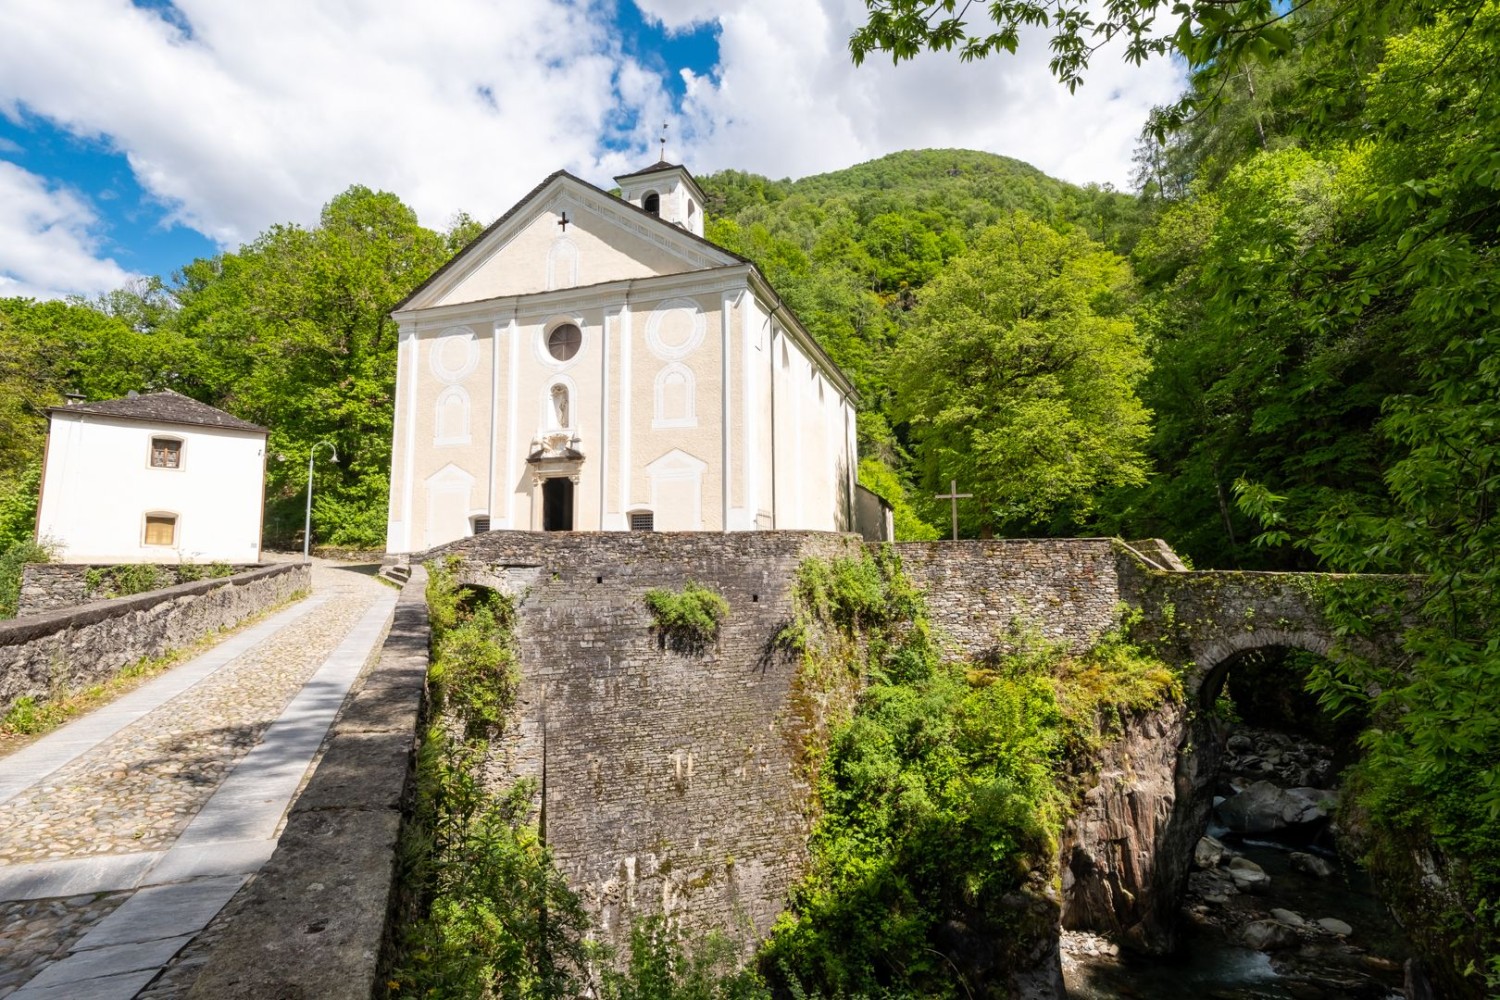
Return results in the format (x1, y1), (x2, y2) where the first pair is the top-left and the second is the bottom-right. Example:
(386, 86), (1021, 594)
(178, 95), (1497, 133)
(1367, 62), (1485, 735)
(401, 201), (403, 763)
(891, 537), (1410, 698)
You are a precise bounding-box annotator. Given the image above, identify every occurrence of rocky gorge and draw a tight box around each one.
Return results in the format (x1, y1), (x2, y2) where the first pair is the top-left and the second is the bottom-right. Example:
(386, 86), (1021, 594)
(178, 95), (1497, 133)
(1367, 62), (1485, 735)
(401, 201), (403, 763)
(1063, 722), (1419, 999)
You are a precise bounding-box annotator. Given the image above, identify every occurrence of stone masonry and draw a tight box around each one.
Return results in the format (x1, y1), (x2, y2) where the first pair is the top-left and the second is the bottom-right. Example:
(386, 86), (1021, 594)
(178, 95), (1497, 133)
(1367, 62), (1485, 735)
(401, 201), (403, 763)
(434, 530), (865, 957)
(408, 532), (1387, 965)
(0, 563), (309, 719)
(895, 539), (1127, 658)
(16, 564), (257, 618)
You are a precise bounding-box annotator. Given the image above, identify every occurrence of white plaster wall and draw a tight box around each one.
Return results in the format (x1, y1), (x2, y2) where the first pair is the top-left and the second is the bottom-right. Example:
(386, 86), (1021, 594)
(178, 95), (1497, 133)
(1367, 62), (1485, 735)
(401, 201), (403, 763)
(37, 414), (265, 563)
(444, 209), (690, 305)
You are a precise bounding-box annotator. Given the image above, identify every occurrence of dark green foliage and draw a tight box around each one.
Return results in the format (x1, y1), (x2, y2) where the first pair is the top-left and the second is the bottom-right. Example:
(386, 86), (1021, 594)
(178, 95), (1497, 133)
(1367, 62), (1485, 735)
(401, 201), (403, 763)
(389, 735), (590, 1000)
(389, 558), (589, 999)
(0, 539), (51, 620)
(0, 464), (41, 548)
(765, 552), (1178, 997)
(644, 581), (730, 650)
(84, 563), (169, 599)
(426, 557), (519, 738)
(596, 918), (772, 1000)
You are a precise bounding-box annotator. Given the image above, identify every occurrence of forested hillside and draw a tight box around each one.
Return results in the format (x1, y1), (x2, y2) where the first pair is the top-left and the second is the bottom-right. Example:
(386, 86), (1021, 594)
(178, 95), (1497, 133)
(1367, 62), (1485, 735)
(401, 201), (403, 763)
(1, 5), (1497, 981)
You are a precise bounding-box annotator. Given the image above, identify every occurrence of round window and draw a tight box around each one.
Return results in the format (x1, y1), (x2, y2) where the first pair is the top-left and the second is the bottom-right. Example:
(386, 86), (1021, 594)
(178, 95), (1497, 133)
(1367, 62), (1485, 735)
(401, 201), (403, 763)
(548, 323), (582, 361)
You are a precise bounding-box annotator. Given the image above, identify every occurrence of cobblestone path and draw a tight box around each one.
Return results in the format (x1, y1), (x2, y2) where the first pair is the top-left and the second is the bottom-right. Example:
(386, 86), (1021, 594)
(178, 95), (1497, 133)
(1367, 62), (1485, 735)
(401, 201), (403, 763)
(0, 560), (398, 999)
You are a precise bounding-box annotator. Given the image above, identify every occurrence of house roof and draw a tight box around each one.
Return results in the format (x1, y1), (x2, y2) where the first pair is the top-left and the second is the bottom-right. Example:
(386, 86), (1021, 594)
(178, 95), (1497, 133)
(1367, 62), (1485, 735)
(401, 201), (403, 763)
(49, 390), (268, 434)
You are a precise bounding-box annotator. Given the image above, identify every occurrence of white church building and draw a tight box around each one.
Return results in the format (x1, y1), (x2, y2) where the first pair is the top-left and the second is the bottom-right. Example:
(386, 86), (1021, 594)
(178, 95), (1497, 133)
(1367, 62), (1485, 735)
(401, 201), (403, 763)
(385, 162), (860, 553)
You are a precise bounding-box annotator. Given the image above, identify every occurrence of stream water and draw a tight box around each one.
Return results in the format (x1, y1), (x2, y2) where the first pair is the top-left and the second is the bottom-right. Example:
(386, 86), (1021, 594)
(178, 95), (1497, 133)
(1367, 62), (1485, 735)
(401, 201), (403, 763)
(1063, 837), (1407, 999)
(1062, 723), (1411, 1000)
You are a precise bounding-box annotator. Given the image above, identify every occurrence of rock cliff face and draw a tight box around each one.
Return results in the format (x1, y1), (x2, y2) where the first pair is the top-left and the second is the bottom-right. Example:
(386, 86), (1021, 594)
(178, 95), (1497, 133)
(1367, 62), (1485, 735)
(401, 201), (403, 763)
(1058, 701), (1216, 954)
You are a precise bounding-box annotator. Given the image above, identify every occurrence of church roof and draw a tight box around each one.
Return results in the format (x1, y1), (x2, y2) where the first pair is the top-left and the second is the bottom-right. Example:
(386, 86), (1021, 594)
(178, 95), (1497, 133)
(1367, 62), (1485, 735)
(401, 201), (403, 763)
(49, 389), (267, 434)
(390, 169), (858, 400)
(392, 169), (748, 314)
(614, 160), (688, 179)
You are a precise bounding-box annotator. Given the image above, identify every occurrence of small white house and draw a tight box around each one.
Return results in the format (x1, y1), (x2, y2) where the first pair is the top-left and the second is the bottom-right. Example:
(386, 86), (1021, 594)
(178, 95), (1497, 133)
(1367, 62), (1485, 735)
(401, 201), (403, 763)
(35, 390), (268, 564)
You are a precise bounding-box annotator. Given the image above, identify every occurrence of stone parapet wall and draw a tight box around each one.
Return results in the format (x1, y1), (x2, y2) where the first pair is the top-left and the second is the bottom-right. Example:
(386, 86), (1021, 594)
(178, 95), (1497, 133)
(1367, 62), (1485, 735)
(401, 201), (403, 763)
(16, 563), (258, 617)
(893, 539), (1127, 659)
(0, 563), (309, 718)
(430, 530), (865, 959)
(184, 569), (428, 1000)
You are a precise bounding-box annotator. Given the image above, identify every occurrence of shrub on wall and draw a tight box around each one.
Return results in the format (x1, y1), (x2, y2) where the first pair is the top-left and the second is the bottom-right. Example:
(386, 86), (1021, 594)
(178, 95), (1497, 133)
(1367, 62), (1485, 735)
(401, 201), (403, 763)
(644, 580), (730, 651)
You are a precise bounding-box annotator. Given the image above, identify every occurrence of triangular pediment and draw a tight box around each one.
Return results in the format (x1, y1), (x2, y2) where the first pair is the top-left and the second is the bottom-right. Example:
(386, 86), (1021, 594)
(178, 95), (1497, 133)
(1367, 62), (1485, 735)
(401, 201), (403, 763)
(397, 173), (741, 312)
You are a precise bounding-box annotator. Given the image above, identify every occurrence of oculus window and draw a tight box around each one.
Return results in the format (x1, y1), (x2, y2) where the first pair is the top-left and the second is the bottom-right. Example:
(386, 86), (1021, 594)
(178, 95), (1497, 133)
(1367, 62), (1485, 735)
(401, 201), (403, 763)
(548, 323), (582, 362)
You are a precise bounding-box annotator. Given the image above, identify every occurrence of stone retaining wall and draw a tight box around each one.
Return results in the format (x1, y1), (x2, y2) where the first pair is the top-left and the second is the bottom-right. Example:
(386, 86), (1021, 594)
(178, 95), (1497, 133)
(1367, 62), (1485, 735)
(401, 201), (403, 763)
(0, 563), (309, 718)
(430, 530), (865, 960)
(894, 538), (1127, 658)
(184, 569), (428, 1000)
(17, 563), (258, 617)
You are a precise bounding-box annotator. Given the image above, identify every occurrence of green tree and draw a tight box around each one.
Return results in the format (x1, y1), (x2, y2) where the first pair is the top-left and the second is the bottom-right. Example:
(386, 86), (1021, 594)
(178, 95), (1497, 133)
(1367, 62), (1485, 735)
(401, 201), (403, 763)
(892, 215), (1150, 534)
(170, 185), (452, 548)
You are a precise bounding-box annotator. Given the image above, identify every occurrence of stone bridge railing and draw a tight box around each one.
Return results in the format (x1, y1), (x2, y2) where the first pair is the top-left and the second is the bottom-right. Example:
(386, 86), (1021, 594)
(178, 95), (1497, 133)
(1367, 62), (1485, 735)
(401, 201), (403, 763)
(0, 563), (310, 719)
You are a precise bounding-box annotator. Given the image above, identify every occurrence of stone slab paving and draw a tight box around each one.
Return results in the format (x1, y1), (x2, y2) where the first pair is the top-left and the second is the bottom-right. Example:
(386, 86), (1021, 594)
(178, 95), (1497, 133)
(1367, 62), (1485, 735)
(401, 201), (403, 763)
(0, 562), (399, 1000)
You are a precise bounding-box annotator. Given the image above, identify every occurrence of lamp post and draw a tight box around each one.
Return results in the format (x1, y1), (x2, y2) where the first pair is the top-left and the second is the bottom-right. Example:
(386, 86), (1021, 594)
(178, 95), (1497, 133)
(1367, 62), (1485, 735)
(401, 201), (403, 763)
(304, 441), (338, 563)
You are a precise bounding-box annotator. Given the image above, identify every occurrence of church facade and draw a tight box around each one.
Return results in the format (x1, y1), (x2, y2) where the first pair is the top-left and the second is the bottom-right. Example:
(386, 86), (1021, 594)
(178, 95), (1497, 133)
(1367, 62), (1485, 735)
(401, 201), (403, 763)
(385, 163), (859, 554)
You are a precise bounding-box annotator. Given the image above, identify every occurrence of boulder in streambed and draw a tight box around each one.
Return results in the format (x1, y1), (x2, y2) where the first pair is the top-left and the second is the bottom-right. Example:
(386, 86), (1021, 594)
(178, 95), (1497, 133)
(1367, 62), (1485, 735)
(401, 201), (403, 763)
(1228, 856), (1271, 894)
(1271, 908), (1306, 927)
(1290, 851), (1337, 878)
(1317, 917), (1353, 936)
(1194, 835), (1226, 869)
(1218, 780), (1338, 833)
(1241, 919), (1299, 951)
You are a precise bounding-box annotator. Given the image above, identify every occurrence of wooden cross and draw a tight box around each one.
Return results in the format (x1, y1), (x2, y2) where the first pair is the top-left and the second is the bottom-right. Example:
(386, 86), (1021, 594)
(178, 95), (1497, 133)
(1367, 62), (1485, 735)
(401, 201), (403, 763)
(557, 211), (570, 232)
(935, 479), (972, 541)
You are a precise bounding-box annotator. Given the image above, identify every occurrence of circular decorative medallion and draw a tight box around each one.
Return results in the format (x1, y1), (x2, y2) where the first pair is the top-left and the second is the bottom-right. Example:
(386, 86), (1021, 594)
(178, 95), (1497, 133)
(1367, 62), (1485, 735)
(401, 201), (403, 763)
(644, 299), (706, 361)
(429, 327), (479, 383)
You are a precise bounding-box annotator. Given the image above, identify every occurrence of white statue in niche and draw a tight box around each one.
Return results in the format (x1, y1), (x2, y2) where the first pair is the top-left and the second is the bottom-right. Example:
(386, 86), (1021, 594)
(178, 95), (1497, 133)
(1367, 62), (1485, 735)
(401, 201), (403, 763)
(551, 384), (570, 428)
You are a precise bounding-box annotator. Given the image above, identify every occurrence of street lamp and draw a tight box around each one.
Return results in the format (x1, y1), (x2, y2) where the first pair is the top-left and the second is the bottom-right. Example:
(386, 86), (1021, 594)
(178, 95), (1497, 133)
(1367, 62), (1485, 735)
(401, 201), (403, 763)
(304, 441), (338, 563)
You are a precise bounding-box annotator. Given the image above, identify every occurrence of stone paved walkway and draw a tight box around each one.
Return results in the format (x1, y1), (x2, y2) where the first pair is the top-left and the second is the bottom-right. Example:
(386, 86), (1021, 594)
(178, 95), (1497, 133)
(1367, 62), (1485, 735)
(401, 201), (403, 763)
(0, 560), (398, 999)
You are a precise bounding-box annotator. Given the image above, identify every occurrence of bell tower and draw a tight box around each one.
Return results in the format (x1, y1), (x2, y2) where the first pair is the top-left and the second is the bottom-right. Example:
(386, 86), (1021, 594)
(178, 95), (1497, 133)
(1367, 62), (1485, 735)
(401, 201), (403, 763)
(614, 161), (706, 238)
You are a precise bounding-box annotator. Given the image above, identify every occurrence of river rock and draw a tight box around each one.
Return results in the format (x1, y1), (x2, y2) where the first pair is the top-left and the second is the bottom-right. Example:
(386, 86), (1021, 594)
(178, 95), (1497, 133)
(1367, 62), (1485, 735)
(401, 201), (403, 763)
(1241, 919), (1299, 951)
(1228, 856), (1271, 893)
(1271, 908), (1306, 927)
(1194, 835), (1226, 869)
(1218, 780), (1338, 833)
(1317, 917), (1353, 936)
(1227, 732), (1255, 753)
(1290, 851), (1337, 878)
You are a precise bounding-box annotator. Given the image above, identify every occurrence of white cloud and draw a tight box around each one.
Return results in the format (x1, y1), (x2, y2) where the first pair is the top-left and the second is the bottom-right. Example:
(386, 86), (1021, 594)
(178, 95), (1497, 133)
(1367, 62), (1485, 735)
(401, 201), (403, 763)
(0, 0), (670, 249)
(0, 161), (138, 300)
(0, 0), (1185, 295)
(648, 0), (1187, 188)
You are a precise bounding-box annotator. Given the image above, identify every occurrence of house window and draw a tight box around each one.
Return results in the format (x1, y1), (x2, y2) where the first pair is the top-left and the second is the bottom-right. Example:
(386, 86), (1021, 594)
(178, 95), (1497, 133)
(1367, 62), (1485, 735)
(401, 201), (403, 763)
(472, 515), (491, 534)
(144, 513), (177, 547)
(150, 437), (182, 469)
(643, 191), (660, 217)
(630, 510), (654, 532)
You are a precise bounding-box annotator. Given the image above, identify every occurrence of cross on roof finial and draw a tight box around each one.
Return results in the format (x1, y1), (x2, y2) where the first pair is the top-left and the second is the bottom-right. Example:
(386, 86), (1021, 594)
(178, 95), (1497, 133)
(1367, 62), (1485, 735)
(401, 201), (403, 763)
(659, 122), (668, 163)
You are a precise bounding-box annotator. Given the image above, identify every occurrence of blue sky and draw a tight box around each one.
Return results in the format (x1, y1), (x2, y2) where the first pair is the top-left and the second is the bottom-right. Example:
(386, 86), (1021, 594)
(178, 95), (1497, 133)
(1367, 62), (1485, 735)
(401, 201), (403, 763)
(0, 0), (1183, 301)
